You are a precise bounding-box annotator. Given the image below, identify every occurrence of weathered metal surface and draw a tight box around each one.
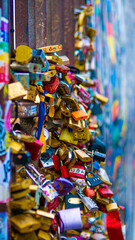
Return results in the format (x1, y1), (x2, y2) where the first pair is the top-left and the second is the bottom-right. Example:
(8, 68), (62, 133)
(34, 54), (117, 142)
(15, 0), (77, 62)
(63, 0), (75, 65)
(45, 0), (52, 46)
(51, 0), (61, 45)
(28, 0), (36, 49)
(15, 0), (29, 46)
(36, 0), (47, 48)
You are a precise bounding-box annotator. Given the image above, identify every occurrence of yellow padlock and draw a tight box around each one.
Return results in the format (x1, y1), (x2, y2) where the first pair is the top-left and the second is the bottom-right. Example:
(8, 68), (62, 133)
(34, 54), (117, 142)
(106, 199), (118, 212)
(11, 214), (41, 233)
(38, 230), (51, 240)
(15, 45), (32, 64)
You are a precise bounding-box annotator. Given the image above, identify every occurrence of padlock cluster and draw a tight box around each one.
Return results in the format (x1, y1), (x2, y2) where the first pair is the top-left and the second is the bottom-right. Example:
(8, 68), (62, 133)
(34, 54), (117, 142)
(9, 42), (118, 240)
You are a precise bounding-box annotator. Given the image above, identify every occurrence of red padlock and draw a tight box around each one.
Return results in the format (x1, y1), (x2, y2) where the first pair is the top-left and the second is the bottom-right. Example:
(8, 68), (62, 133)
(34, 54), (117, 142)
(60, 161), (69, 178)
(69, 165), (86, 179)
(52, 153), (60, 171)
(47, 196), (59, 212)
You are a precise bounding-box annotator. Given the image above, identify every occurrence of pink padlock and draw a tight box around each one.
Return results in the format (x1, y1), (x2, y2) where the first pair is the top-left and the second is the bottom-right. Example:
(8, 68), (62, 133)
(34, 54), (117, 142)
(78, 87), (90, 104)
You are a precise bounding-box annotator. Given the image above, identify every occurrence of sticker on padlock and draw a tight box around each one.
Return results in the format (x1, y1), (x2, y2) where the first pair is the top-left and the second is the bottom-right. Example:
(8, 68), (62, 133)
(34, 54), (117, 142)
(69, 165), (86, 179)
(42, 182), (59, 202)
(40, 44), (62, 53)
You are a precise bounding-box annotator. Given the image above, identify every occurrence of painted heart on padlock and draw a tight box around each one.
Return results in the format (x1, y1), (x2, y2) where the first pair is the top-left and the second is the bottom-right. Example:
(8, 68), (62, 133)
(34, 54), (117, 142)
(53, 177), (74, 196)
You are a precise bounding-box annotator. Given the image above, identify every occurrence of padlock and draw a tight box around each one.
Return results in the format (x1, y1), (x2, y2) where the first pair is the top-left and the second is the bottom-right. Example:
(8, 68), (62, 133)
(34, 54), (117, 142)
(10, 140), (23, 154)
(13, 151), (31, 165)
(24, 139), (43, 161)
(98, 168), (112, 186)
(8, 82), (26, 100)
(13, 72), (30, 90)
(74, 149), (91, 162)
(11, 198), (36, 210)
(58, 143), (69, 161)
(10, 61), (41, 73)
(60, 104), (72, 117)
(60, 161), (69, 178)
(15, 45), (32, 64)
(32, 49), (46, 65)
(13, 232), (38, 240)
(93, 151), (106, 162)
(54, 97), (62, 110)
(96, 191), (110, 205)
(67, 150), (78, 170)
(62, 96), (80, 111)
(94, 92), (108, 105)
(11, 213), (40, 233)
(30, 72), (44, 82)
(106, 200), (118, 212)
(86, 171), (102, 188)
(46, 196), (59, 211)
(46, 55), (62, 64)
(85, 186), (95, 198)
(98, 187), (114, 198)
(38, 230), (51, 240)
(69, 165), (86, 179)
(41, 180), (59, 202)
(11, 178), (32, 192)
(11, 188), (31, 200)
(78, 87), (90, 104)
(59, 128), (78, 145)
(39, 44), (62, 53)
(57, 80), (71, 96)
(72, 110), (88, 121)
(55, 64), (70, 73)
(43, 76), (59, 94)
(53, 177), (73, 196)
(40, 149), (55, 169)
(76, 189), (98, 212)
(25, 84), (37, 101)
(68, 118), (82, 130)
(65, 194), (84, 211)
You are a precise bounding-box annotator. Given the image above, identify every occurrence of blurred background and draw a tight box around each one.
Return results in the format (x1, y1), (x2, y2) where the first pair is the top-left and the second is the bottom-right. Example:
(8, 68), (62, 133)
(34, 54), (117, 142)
(0, 0), (135, 239)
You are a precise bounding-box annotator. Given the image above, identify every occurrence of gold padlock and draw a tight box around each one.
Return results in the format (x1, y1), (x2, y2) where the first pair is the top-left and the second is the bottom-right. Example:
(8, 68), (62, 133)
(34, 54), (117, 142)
(8, 82), (26, 100)
(68, 117), (82, 131)
(46, 55), (62, 64)
(75, 149), (91, 162)
(62, 96), (80, 111)
(25, 84), (37, 101)
(38, 230), (51, 240)
(59, 128), (78, 145)
(60, 104), (71, 117)
(106, 199), (118, 212)
(54, 97), (62, 109)
(96, 191), (110, 205)
(53, 109), (63, 120)
(11, 178), (32, 192)
(11, 214), (41, 233)
(67, 150), (77, 170)
(11, 198), (36, 210)
(11, 188), (30, 200)
(14, 231), (38, 240)
(10, 140), (23, 154)
(58, 143), (69, 160)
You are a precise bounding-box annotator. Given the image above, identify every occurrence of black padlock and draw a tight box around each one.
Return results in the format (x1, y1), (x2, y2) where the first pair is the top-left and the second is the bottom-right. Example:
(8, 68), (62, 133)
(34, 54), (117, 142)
(13, 151), (31, 165)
